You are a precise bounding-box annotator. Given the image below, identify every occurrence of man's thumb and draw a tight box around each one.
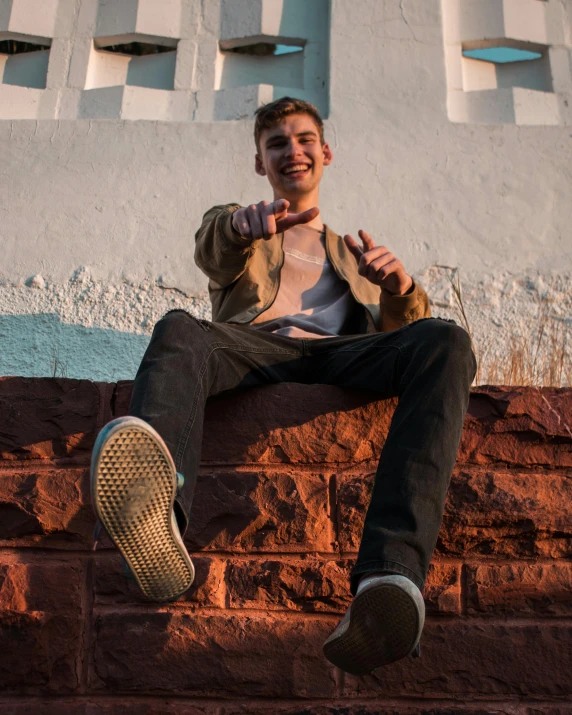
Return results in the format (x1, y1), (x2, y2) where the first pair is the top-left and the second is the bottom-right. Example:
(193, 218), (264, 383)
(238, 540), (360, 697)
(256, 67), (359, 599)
(344, 234), (362, 263)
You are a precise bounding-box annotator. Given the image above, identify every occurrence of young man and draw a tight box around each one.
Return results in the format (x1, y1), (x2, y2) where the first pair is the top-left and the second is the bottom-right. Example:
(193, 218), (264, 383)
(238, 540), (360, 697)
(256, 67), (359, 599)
(91, 97), (476, 675)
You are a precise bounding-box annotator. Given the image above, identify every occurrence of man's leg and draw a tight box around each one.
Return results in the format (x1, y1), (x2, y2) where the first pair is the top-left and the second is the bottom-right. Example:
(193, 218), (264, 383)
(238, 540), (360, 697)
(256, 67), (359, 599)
(307, 318), (476, 672)
(92, 311), (305, 600)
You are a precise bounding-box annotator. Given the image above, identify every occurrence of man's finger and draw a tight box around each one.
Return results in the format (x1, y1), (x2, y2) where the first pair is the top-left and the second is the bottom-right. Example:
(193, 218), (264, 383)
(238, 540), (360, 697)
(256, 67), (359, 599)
(358, 229), (377, 252)
(232, 211), (251, 238)
(265, 210), (277, 238)
(359, 245), (391, 262)
(270, 198), (290, 217)
(368, 256), (397, 284)
(368, 254), (395, 275)
(343, 234), (363, 263)
(276, 206), (319, 232)
(247, 204), (264, 240)
(376, 257), (400, 281)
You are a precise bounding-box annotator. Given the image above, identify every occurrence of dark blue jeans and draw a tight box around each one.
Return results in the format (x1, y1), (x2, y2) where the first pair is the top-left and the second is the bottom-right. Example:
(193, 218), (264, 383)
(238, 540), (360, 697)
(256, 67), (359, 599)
(129, 313), (476, 596)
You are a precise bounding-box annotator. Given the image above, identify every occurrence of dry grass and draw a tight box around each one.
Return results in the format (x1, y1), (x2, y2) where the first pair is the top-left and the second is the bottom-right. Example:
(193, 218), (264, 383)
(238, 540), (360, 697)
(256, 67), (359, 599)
(51, 345), (69, 379)
(480, 320), (571, 387)
(447, 271), (571, 388)
(447, 269), (480, 383)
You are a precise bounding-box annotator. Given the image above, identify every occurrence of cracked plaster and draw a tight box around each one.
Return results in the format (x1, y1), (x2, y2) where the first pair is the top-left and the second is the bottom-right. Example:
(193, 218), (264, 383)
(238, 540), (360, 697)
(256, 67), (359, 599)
(0, 266), (568, 384)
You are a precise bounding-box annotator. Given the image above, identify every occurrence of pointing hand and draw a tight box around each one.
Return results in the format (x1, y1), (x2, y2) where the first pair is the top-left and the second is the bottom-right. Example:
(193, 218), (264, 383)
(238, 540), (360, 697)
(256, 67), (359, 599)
(344, 230), (413, 296)
(232, 199), (320, 241)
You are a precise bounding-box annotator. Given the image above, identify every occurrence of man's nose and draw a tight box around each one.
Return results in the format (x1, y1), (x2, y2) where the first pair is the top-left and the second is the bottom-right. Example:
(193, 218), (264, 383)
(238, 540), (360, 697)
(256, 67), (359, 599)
(284, 140), (302, 158)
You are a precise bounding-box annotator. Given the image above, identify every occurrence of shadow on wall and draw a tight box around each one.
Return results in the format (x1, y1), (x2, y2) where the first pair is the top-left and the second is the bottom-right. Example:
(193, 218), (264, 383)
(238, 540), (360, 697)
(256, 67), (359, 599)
(0, 313), (150, 381)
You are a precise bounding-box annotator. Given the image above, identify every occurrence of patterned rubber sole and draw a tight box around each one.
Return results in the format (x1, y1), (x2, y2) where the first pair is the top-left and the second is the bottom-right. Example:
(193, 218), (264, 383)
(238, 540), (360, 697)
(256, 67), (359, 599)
(92, 421), (194, 602)
(323, 584), (420, 675)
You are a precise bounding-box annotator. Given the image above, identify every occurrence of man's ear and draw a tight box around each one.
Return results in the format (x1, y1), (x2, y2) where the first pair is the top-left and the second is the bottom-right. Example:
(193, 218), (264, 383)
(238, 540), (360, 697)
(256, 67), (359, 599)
(323, 142), (333, 166)
(255, 154), (267, 176)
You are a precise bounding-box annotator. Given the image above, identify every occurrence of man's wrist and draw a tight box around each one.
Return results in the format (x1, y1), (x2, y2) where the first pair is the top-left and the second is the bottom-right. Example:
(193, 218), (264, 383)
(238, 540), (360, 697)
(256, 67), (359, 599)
(382, 276), (414, 296)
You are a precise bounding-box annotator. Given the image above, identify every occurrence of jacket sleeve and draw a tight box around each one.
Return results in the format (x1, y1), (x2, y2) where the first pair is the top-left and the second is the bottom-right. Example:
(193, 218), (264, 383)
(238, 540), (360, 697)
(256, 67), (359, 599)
(194, 203), (261, 288)
(378, 280), (431, 332)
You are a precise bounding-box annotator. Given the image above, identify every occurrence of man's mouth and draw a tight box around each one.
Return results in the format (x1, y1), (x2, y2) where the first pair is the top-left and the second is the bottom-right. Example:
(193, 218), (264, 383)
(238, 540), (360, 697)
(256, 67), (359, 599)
(281, 164), (311, 178)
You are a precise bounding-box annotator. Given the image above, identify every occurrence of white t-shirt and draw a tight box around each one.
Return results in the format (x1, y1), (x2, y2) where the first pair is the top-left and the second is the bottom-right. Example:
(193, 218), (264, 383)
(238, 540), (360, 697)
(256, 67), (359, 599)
(250, 223), (355, 339)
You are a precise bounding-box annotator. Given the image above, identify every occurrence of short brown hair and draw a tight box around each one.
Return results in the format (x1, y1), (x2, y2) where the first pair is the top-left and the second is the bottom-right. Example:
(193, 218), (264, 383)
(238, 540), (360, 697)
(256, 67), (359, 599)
(254, 96), (324, 153)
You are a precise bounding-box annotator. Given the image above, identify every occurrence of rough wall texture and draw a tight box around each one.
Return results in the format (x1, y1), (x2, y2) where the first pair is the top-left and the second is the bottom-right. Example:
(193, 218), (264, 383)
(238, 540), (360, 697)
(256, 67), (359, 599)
(1, 0), (571, 381)
(0, 377), (571, 713)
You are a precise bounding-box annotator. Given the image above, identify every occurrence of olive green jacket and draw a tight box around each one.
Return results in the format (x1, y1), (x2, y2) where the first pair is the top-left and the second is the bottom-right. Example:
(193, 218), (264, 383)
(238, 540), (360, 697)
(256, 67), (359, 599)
(194, 203), (431, 333)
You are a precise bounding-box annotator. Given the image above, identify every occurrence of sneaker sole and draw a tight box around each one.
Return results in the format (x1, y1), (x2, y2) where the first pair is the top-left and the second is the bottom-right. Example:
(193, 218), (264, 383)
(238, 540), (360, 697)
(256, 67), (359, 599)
(323, 581), (422, 675)
(91, 417), (195, 602)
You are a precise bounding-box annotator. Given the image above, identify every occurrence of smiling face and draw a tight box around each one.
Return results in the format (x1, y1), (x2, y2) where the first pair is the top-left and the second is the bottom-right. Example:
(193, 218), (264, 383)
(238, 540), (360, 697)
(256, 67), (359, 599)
(255, 113), (333, 203)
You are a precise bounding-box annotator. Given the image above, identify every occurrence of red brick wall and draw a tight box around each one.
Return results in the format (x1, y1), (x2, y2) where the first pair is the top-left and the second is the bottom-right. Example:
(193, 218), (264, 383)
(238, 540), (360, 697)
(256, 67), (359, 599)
(0, 378), (571, 714)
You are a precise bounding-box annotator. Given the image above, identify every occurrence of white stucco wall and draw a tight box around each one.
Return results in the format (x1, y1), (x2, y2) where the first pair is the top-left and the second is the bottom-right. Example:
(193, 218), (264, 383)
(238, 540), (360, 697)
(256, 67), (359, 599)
(1, 0), (571, 383)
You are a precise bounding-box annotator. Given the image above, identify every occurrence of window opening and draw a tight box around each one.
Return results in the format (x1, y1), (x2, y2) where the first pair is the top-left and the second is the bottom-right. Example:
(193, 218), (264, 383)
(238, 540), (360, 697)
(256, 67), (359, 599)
(0, 36), (51, 89)
(0, 39), (50, 54)
(463, 47), (543, 63)
(87, 36), (178, 91)
(275, 44), (304, 55)
(96, 41), (174, 57)
(223, 41), (304, 57)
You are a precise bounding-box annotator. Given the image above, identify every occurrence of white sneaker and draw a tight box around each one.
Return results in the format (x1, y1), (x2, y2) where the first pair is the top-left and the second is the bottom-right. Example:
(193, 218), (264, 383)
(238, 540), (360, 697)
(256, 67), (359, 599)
(323, 574), (425, 675)
(91, 416), (195, 602)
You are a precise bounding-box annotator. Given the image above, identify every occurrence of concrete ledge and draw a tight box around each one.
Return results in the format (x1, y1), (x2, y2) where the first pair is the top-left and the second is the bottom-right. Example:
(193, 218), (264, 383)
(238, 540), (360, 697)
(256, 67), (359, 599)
(0, 378), (570, 710)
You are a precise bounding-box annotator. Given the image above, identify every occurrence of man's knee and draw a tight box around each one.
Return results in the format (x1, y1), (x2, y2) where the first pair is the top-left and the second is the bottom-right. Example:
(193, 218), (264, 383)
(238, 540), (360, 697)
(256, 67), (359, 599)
(152, 310), (209, 345)
(410, 319), (476, 371)
(158, 309), (207, 328)
(160, 308), (196, 325)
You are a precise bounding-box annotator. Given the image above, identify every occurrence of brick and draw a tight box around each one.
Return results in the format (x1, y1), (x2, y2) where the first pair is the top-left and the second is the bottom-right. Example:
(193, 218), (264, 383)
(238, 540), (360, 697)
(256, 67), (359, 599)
(440, 469), (572, 558)
(0, 706), (88, 715)
(0, 557), (83, 612)
(460, 387), (572, 468)
(0, 705), (521, 715)
(101, 704), (214, 715)
(335, 471), (373, 553)
(91, 612), (335, 697)
(2, 381), (570, 470)
(226, 557), (352, 613)
(184, 470), (332, 552)
(342, 622), (572, 698)
(225, 558), (460, 616)
(0, 611), (82, 693)
(85, 703), (216, 715)
(201, 385), (396, 465)
(0, 704), (214, 715)
(0, 468), (93, 548)
(94, 554), (225, 607)
(0, 704), (521, 715)
(424, 562), (461, 615)
(0, 558), (83, 693)
(337, 469), (572, 558)
(467, 563), (572, 615)
(115, 381), (395, 465)
(0, 377), (112, 464)
(115, 382), (572, 469)
(113, 380), (133, 418)
(220, 705), (513, 715)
